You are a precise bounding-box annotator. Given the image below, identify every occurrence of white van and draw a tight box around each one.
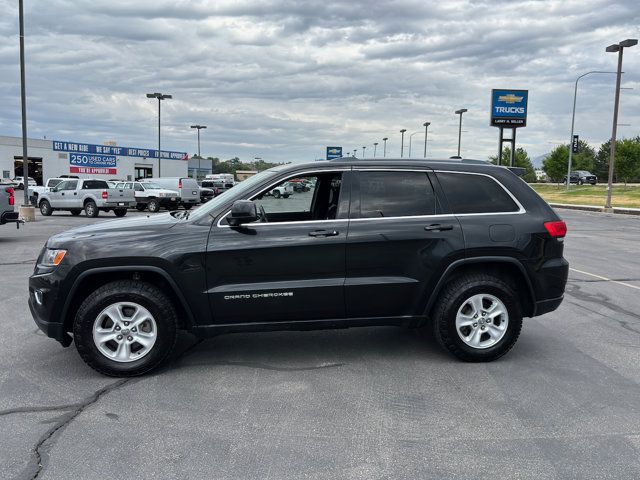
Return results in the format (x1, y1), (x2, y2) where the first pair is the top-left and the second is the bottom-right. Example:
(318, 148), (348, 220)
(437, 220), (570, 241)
(147, 177), (200, 209)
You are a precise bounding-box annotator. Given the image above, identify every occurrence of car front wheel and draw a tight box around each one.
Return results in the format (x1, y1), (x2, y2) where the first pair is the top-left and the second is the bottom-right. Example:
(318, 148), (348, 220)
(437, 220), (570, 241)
(73, 281), (178, 376)
(432, 273), (522, 362)
(39, 200), (52, 216)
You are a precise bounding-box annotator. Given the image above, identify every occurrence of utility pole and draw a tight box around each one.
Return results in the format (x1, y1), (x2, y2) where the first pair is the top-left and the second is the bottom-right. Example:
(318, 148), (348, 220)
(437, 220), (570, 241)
(19, 0), (31, 213)
(605, 39), (637, 210)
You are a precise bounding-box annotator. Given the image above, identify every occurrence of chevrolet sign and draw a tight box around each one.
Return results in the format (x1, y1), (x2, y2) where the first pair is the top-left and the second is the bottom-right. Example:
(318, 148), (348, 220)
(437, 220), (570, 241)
(490, 89), (528, 128)
(326, 146), (343, 160)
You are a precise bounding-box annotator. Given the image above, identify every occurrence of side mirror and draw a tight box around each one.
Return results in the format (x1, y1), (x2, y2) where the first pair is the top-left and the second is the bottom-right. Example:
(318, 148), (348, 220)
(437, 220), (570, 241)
(228, 200), (258, 226)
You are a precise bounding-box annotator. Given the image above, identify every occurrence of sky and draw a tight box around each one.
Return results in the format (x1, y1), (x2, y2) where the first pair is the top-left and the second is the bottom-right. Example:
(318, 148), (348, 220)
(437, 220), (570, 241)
(1, 0), (639, 164)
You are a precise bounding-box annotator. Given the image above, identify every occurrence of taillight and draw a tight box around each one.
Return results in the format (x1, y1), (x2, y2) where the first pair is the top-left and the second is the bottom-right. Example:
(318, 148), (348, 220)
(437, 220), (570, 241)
(102, 191), (108, 199)
(178, 180), (183, 189)
(6, 187), (14, 206)
(544, 220), (567, 238)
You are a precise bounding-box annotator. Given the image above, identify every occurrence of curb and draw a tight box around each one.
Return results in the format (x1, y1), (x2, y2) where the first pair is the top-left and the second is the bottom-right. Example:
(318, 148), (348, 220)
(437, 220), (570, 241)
(549, 203), (640, 216)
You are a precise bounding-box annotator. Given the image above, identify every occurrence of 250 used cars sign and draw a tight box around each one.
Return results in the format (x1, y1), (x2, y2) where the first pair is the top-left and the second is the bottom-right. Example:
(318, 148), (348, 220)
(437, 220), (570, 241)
(490, 89), (528, 127)
(69, 153), (117, 175)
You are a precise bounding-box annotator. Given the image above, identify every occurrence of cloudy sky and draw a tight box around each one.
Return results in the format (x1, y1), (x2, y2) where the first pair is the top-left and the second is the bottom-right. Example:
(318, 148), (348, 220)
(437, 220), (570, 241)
(1, 0), (639, 163)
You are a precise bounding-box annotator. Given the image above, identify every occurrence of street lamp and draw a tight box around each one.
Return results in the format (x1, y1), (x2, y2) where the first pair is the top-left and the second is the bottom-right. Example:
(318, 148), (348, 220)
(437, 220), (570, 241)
(423, 122), (430, 158)
(353, 149), (357, 157)
(190, 124), (207, 179)
(604, 39), (637, 210)
(566, 72), (617, 191)
(382, 137), (388, 157)
(455, 109), (467, 157)
(146, 92), (172, 177)
(408, 131), (422, 157)
(400, 129), (407, 157)
(362, 146), (366, 157)
(373, 142), (378, 158)
(18, 0), (30, 210)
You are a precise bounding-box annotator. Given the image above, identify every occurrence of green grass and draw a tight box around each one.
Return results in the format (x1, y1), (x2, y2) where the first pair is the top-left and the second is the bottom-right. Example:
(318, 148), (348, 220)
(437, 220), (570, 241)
(531, 184), (640, 208)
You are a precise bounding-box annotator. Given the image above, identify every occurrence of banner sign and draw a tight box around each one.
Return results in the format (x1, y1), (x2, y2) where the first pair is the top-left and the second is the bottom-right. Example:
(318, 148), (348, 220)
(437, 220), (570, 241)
(53, 140), (188, 160)
(572, 135), (579, 153)
(326, 146), (343, 160)
(490, 89), (528, 128)
(70, 153), (116, 168)
(70, 166), (118, 175)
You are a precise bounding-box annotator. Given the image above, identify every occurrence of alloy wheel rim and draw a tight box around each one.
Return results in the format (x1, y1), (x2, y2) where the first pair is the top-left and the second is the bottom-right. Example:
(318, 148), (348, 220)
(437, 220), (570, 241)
(92, 302), (158, 363)
(455, 293), (509, 349)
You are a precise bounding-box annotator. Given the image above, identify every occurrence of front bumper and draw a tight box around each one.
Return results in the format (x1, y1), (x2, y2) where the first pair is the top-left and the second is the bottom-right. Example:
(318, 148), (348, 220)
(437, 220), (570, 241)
(29, 270), (72, 346)
(158, 197), (179, 206)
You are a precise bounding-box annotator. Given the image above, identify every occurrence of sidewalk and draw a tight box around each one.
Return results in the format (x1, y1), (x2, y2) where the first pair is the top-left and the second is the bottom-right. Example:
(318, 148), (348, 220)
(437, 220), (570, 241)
(550, 203), (640, 216)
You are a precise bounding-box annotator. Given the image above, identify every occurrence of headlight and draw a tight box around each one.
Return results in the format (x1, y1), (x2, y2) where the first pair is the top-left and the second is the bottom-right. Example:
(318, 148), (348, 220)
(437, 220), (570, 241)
(40, 249), (67, 267)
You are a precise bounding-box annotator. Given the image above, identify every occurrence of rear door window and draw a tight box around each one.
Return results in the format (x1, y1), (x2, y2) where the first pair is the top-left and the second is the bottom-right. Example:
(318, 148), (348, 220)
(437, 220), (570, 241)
(358, 171), (436, 218)
(82, 180), (108, 190)
(436, 172), (520, 214)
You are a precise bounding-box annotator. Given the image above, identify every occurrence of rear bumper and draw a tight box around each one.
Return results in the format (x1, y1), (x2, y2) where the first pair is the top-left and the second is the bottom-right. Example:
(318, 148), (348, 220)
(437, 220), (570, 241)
(534, 295), (564, 316)
(531, 257), (569, 316)
(0, 211), (19, 225)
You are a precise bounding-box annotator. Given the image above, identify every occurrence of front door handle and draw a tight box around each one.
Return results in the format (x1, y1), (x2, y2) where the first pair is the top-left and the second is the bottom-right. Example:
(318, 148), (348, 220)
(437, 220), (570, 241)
(309, 229), (339, 237)
(424, 224), (453, 232)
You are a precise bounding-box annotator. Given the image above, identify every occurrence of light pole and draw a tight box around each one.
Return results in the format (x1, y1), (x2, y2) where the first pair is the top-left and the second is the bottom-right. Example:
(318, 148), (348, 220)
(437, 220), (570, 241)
(146, 92), (172, 177)
(353, 149), (357, 157)
(373, 142), (378, 158)
(18, 0), (30, 210)
(423, 122), (430, 158)
(400, 129), (407, 157)
(362, 146), (366, 157)
(190, 124), (207, 179)
(408, 131), (422, 157)
(455, 109), (467, 157)
(566, 72), (617, 191)
(382, 137), (388, 157)
(605, 39), (637, 210)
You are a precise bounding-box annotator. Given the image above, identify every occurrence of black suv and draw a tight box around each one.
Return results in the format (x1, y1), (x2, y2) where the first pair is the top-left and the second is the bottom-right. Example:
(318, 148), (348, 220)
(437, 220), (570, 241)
(564, 170), (597, 185)
(29, 159), (569, 376)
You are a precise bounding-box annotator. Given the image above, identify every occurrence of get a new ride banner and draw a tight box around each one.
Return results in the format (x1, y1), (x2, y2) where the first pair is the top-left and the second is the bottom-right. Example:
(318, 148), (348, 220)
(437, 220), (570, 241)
(490, 89), (528, 128)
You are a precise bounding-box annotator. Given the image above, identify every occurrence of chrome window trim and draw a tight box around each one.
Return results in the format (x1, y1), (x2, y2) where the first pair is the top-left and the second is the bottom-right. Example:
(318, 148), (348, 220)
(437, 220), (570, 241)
(216, 168), (350, 228)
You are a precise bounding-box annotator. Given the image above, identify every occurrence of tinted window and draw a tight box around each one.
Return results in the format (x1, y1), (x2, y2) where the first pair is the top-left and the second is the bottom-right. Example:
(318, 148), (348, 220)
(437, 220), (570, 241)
(359, 171), (435, 218)
(437, 172), (519, 214)
(82, 180), (108, 190)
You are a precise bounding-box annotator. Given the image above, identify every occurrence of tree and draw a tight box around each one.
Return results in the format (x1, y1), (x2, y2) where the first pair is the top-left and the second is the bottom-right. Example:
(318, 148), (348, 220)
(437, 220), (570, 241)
(615, 137), (640, 185)
(570, 139), (596, 172)
(543, 145), (570, 183)
(489, 146), (536, 182)
(594, 140), (611, 181)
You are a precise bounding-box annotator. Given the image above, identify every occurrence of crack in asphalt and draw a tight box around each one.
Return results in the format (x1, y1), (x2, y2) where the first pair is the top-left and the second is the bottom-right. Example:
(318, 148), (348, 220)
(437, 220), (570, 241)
(565, 280), (640, 335)
(182, 360), (345, 371)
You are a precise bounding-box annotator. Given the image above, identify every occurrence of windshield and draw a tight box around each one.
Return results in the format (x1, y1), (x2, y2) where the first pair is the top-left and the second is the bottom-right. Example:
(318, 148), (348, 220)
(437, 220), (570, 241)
(188, 169), (278, 221)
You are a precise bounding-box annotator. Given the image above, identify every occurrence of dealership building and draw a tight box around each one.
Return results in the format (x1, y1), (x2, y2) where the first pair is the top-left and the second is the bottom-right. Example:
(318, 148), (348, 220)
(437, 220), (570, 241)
(0, 135), (189, 185)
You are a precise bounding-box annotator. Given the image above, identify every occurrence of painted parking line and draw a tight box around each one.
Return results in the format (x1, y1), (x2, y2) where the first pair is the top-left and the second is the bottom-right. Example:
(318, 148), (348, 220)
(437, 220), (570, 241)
(570, 267), (640, 291)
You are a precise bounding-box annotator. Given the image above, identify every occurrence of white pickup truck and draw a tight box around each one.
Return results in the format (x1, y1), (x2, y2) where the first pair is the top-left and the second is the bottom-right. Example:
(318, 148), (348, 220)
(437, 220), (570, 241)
(28, 177), (67, 205)
(115, 181), (179, 213)
(37, 178), (135, 217)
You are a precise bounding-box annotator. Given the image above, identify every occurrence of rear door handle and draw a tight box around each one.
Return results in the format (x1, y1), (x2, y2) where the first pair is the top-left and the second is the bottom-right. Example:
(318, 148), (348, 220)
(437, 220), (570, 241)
(309, 229), (339, 237)
(424, 224), (453, 232)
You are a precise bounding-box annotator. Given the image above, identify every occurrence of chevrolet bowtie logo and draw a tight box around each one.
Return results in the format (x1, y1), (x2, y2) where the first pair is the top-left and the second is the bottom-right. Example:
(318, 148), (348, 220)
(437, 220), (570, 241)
(328, 148), (340, 154)
(498, 94), (524, 104)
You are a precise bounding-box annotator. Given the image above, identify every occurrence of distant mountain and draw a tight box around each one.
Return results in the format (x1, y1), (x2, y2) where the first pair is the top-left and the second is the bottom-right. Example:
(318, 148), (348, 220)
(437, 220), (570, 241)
(532, 153), (549, 169)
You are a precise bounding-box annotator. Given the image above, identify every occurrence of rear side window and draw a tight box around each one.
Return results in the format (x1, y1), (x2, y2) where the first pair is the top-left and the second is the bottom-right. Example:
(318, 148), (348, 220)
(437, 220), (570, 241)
(359, 171), (436, 218)
(437, 172), (519, 214)
(82, 180), (108, 190)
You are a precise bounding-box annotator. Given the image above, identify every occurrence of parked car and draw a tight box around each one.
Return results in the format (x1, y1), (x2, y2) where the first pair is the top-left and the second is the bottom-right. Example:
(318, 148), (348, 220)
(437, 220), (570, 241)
(37, 178), (135, 217)
(267, 183), (293, 198)
(199, 186), (215, 203)
(29, 178), (66, 205)
(146, 177), (200, 210)
(286, 179), (310, 192)
(29, 158), (569, 376)
(564, 171), (597, 185)
(115, 181), (179, 213)
(201, 179), (233, 197)
(0, 183), (20, 228)
(12, 176), (37, 189)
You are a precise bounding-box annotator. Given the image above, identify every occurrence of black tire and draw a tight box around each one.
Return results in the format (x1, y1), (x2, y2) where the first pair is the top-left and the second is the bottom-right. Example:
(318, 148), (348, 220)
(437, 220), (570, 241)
(39, 200), (52, 216)
(114, 208), (127, 217)
(135, 204), (147, 212)
(31, 193), (38, 206)
(432, 273), (522, 362)
(182, 204), (193, 210)
(147, 199), (160, 213)
(283, 193), (290, 198)
(70, 209), (82, 216)
(577, 179), (583, 185)
(85, 200), (99, 217)
(273, 190), (281, 199)
(73, 280), (178, 377)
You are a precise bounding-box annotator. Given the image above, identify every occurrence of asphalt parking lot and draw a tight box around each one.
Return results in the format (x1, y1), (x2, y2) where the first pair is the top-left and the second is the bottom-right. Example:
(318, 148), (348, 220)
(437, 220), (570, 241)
(1, 208), (640, 479)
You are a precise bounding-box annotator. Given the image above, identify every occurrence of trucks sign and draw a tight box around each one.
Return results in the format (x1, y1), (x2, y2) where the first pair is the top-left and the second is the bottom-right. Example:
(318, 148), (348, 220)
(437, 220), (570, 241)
(490, 89), (528, 128)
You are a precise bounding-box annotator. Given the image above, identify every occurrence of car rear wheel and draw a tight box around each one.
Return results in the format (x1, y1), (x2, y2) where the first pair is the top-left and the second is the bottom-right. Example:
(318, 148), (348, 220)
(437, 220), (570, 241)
(39, 200), (52, 216)
(73, 281), (178, 376)
(273, 191), (281, 199)
(147, 199), (160, 213)
(114, 208), (127, 217)
(85, 201), (99, 217)
(70, 209), (82, 216)
(432, 273), (522, 362)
